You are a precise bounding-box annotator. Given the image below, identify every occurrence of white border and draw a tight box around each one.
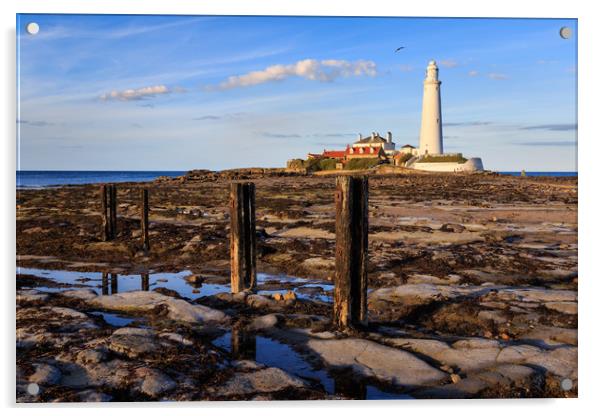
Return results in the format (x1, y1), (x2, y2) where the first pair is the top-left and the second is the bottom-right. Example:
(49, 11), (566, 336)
(2, 0), (600, 414)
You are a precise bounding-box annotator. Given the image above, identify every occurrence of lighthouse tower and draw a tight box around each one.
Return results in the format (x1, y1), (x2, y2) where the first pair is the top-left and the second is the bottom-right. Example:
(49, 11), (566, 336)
(418, 60), (443, 155)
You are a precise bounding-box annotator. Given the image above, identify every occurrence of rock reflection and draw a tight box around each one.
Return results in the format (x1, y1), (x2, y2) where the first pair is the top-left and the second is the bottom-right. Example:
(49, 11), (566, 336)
(141, 273), (150, 291)
(110, 273), (118, 294)
(333, 372), (367, 400)
(101, 272), (109, 295)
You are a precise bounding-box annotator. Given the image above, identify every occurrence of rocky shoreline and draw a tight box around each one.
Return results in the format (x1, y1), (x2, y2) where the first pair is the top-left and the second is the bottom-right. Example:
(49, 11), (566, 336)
(16, 170), (578, 401)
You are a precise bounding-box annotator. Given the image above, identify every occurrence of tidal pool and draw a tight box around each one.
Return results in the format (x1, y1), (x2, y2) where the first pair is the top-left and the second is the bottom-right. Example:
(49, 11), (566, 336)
(17, 267), (334, 302)
(212, 330), (412, 400)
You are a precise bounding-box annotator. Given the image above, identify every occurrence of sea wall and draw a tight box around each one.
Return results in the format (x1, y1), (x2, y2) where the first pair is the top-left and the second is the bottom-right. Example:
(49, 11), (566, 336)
(413, 157), (484, 173)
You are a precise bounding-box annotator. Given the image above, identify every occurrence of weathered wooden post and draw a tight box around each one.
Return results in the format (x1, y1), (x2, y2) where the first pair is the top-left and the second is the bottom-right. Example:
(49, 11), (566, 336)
(110, 273), (118, 294)
(141, 273), (150, 291)
(100, 185), (110, 241)
(229, 182), (257, 293)
(140, 188), (150, 252)
(334, 175), (369, 329)
(109, 185), (117, 239)
(101, 272), (109, 295)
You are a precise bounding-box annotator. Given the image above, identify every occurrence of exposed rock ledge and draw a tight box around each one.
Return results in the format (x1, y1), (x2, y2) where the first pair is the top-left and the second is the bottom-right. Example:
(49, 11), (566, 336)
(62, 289), (230, 324)
(306, 337), (447, 387)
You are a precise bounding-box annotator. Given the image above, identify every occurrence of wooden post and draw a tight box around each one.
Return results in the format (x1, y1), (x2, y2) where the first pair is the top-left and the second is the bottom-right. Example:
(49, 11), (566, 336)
(100, 185), (110, 241)
(141, 188), (150, 252)
(141, 273), (150, 291)
(101, 272), (109, 295)
(334, 175), (368, 329)
(110, 273), (118, 294)
(230, 182), (257, 293)
(109, 185), (117, 239)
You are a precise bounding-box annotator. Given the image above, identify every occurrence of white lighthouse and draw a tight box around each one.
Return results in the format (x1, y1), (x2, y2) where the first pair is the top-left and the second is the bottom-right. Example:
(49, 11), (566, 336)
(418, 60), (443, 155)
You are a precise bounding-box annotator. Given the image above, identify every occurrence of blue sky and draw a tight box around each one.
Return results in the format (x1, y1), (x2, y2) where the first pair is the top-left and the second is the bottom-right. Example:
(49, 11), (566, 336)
(17, 14), (577, 171)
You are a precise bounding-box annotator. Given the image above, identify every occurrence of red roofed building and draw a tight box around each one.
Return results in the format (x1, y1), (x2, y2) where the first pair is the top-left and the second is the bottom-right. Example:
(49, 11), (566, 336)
(346, 144), (387, 160)
(322, 150), (347, 159)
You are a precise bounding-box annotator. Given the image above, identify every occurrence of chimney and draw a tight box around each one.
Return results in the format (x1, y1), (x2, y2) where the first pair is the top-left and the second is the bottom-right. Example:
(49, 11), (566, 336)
(387, 131), (392, 143)
(371, 132), (376, 139)
(358, 133), (362, 140)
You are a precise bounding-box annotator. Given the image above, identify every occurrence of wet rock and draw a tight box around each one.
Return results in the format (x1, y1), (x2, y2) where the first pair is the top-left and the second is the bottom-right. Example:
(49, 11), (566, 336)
(89, 291), (230, 324)
(544, 302), (577, 315)
(76, 389), (112, 402)
(59, 355), (131, 390)
(390, 337), (501, 373)
(48, 307), (89, 320)
(477, 310), (508, 324)
(159, 332), (194, 346)
(29, 363), (62, 385)
(247, 294), (277, 309)
(495, 287), (576, 304)
(153, 287), (182, 299)
(76, 348), (108, 365)
(495, 364), (536, 383)
(184, 274), (204, 284)
(497, 344), (542, 363)
(248, 314), (281, 331)
(369, 283), (496, 319)
(16, 328), (46, 349)
(452, 338), (501, 349)
(61, 289), (98, 301)
(440, 223), (466, 233)
(17, 290), (50, 302)
(217, 367), (306, 397)
(135, 367), (177, 398)
(307, 338), (447, 387)
(108, 327), (158, 358)
(519, 325), (577, 346)
(301, 257), (335, 278)
(232, 290), (251, 302)
(283, 291), (296, 301)
(406, 274), (462, 285)
(416, 364), (537, 399)
(524, 346), (577, 379)
(232, 360), (265, 371)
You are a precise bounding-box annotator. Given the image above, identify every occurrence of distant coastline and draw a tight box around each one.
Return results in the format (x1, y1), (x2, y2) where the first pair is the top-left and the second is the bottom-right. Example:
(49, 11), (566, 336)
(16, 170), (578, 188)
(16, 170), (186, 188)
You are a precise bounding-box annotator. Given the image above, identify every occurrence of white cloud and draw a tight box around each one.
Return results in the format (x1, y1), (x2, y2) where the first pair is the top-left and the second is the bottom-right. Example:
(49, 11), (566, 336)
(100, 85), (172, 101)
(399, 64), (414, 72)
(488, 73), (509, 80)
(439, 59), (459, 68)
(215, 58), (377, 90)
(468, 70), (479, 77)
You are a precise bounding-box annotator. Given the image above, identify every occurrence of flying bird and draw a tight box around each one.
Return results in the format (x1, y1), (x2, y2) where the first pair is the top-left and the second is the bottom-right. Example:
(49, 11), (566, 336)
(395, 46), (405, 52)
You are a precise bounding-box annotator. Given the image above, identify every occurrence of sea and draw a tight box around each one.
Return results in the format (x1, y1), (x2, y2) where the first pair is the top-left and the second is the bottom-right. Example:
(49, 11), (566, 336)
(16, 171), (186, 188)
(498, 172), (578, 177)
(16, 170), (577, 188)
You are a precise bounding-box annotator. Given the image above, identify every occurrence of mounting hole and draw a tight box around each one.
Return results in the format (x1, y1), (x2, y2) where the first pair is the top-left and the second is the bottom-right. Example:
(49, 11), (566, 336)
(26, 22), (40, 35)
(27, 382), (40, 395)
(561, 378), (573, 391)
(559, 27), (572, 39)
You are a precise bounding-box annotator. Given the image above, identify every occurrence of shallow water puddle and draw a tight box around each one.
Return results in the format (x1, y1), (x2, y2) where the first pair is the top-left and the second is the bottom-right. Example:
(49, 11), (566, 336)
(213, 330), (411, 400)
(18, 267), (334, 302)
(89, 311), (139, 327)
(17, 267), (227, 299)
